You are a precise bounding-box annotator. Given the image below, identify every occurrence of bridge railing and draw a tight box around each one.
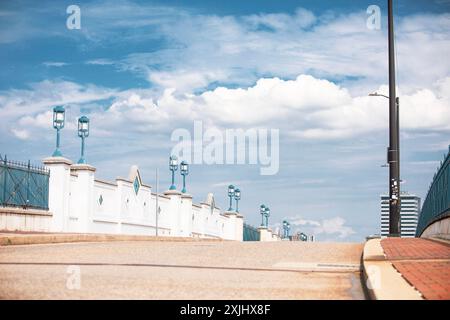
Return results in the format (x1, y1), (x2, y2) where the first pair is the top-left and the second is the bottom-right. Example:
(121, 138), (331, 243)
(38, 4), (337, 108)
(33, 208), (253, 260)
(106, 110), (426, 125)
(416, 147), (450, 236)
(0, 155), (50, 210)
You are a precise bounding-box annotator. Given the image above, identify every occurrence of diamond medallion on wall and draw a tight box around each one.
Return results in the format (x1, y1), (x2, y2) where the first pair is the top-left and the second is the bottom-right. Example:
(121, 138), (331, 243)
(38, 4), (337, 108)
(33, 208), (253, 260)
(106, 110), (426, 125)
(99, 194), (103, 205)
(133, 177), (140, 195)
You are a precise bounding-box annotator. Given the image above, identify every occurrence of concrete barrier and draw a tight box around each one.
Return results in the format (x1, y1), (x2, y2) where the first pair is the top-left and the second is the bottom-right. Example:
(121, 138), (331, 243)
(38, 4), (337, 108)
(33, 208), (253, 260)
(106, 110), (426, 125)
(361, 239), (422, 300)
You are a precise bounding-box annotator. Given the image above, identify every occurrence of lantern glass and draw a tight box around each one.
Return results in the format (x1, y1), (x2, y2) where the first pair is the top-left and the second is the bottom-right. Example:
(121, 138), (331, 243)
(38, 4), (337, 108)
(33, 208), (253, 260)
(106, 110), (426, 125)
(228, 185), (235, 196)
(180, 161), (188, 174)
(53, 106), (65, 128)
(78, 116), (90, 137)
(169, 156), (178, 171)
(80, 122), (89, 131)
(235, 189), (240, 198)
(56, 112), (64, 122)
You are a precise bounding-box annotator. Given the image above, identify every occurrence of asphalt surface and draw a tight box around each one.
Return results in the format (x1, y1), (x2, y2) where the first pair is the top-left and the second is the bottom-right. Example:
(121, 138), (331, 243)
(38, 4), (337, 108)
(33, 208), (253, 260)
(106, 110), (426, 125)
(0, 240), (365, 299)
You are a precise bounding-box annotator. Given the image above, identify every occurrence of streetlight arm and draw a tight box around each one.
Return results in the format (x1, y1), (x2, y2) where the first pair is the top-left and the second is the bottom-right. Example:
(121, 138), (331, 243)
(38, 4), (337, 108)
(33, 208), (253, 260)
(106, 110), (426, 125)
(368, 92), (390, 99)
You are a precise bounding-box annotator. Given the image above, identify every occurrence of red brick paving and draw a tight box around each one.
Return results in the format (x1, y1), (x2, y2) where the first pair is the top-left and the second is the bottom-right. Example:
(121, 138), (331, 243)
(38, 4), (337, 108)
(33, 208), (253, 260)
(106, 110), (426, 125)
(381, 238), (450, 300)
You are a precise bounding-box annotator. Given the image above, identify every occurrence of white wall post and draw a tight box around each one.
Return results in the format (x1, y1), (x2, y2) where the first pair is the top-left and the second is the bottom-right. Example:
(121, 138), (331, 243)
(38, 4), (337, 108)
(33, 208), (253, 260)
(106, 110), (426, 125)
(43, 157), (72, 232)
(163, 189), (182, 236)
(70, 164), (96, 233)
(235, 213), (244, 241)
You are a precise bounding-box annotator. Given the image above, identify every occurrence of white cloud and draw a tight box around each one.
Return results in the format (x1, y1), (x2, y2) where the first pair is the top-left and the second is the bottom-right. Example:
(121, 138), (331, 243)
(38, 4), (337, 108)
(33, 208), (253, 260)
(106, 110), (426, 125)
(85, 6), (450, 95)
(313, 217), (356, 239)
(11, 128), (30, 140)
(86, 59), (115, 66)
(288, 215), (356, 239)
(3, 3), (450, 96)
(1, 74), (449, 143)
(42, 61), (68, 67)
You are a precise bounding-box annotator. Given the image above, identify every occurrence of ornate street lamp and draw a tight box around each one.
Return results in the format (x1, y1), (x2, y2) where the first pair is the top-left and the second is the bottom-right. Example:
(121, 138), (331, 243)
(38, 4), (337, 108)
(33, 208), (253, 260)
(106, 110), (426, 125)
(77, 115), (89, 164)
(227, 185), (235, 211)
(52, 106), (65, 157)
(180, 160), (189, 193)
(260, 205), (266, 226)
(282, 220), (290, 239)
(264, 206), (270, 227)
(234, 188), (241, 213)
(169, 155), (178, 190)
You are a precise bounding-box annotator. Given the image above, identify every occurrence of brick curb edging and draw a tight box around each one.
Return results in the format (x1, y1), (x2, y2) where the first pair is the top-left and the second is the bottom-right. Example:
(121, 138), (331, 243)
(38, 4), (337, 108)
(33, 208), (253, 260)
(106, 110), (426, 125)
(0, 233), (225, 246)
(361, 239), (423, 300)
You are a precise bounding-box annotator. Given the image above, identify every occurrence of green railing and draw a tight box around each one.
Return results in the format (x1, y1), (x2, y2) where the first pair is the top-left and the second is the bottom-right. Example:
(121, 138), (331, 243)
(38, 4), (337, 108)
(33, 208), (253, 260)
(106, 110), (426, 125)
(0, 155), (50, 210)
(243, 223), (260, 241)
(416, 147), (450, 236)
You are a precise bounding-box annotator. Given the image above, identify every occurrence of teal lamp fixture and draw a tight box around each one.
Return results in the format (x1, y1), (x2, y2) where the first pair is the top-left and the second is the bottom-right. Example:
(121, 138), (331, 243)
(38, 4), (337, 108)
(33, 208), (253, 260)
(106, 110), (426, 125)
(300, 232), (307, 242)
(52, 106), (65, 157)
(227, 185), (235, 211)
(169, 155), (178, 190)
(264, 206), (270, 227)
(234, 188), (241, 212)
(180, 160), (189, 193)
(77, 116), (90, 164)
(260, 204), (266, 226)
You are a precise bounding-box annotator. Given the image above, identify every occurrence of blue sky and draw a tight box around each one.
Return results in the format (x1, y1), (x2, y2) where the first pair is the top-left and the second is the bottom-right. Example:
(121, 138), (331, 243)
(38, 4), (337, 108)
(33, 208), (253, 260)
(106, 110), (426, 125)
(1, 0), (449, 241)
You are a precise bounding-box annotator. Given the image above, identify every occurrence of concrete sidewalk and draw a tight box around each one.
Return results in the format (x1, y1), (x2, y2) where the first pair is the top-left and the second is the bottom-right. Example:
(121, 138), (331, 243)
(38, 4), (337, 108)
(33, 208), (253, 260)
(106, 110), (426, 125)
(363, 237), (450, 300)
(0, 231), (222, 246)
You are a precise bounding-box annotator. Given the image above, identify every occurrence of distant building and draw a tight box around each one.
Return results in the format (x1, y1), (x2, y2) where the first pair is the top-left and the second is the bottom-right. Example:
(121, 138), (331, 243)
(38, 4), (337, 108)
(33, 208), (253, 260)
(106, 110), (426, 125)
(380, 193), (421, 237)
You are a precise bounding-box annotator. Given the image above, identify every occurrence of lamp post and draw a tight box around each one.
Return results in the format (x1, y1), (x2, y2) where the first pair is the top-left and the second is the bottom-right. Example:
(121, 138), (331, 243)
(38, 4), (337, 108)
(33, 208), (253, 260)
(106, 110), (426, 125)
(234, 188), (241, 212)
(286, 222), (291, 239)
(52, 106), (65, 157)
(180, 161), (189, 193)
(264, 206), (270, 227)
(283, 220), (290, 239)
(260, 205), (266, 226)
(367, 0), (401, 237)
(169, 155), (178, 190)
(77, 116), (89, 164)
(369, 91), (401, 237)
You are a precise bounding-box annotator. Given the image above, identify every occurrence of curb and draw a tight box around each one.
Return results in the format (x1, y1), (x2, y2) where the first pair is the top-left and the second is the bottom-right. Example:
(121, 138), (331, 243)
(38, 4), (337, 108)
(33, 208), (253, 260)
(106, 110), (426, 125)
(0, 233), (224, 246)
(361, 239), (422, 300)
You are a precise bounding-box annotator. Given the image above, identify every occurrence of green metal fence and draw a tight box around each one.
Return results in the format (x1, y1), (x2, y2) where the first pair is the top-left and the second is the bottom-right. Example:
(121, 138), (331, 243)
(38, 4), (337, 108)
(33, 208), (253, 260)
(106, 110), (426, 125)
(416, 147), (450, 236)
(243, 223), (260, 241)
(0, 155), (50, 210)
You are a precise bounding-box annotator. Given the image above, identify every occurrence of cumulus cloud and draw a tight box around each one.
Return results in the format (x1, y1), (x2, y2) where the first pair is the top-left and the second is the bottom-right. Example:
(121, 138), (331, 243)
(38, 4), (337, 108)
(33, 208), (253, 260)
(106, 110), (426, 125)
(1, 74), (449, 142)
(288, 215), (356, 239)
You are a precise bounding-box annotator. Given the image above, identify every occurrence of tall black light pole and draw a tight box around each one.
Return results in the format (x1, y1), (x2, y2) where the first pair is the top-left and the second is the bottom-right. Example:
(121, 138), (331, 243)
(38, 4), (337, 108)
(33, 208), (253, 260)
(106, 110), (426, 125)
(388, 0), (401, 237)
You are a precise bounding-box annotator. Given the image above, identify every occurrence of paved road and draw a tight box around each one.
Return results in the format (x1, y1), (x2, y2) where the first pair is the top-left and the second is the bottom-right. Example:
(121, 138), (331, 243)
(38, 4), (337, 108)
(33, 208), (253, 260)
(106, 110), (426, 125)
(0, 241), (365, 299)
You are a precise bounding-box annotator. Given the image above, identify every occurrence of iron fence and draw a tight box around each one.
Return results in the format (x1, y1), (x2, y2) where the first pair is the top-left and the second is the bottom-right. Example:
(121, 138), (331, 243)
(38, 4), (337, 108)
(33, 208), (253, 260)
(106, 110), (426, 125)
(243, 223), (260, 241)
(416, 148), (450, 236)
(0, 155), (50, 210)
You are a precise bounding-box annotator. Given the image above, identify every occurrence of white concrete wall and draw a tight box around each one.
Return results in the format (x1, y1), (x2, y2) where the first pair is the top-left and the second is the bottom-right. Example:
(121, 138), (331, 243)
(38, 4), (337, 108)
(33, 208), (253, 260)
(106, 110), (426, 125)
(420, 216), (450, 240)
(36, 157), (243, 240)
(0, 207), (52, 232)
